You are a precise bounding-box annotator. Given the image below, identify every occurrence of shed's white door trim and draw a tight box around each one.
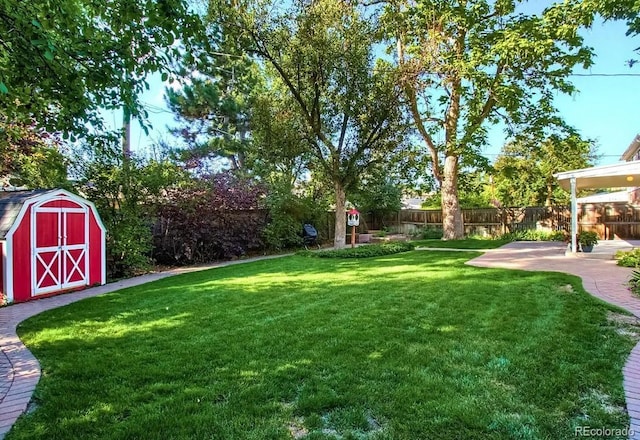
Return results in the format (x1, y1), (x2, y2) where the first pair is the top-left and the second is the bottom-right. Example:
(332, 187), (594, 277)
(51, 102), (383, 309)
(31, 200), (89, 296)
(1, 240), (8, 303)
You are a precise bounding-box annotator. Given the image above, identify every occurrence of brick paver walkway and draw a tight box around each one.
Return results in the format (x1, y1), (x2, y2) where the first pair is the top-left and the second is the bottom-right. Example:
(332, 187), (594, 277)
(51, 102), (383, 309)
(0, 254), (288, 439)
(468, 241), (640, 439)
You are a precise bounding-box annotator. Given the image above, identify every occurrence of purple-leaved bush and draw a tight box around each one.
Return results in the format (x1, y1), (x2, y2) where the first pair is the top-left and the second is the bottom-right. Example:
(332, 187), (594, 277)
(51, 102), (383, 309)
(152, 173), (268, 264)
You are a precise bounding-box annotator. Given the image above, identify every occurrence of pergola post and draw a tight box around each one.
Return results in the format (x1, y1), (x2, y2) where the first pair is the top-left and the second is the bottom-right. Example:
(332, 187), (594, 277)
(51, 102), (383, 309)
(555, 159), (640, 254)
(570, 176), (578, 253)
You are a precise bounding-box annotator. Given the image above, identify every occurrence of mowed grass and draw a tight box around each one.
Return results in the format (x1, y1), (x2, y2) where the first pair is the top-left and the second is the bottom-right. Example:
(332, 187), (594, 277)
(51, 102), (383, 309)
(412, 238), (512, 249)
(8, 251), (637, 440)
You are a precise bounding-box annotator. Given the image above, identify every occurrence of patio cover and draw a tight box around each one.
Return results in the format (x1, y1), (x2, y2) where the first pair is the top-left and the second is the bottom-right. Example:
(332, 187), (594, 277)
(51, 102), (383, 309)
(555, 160), (640, 253)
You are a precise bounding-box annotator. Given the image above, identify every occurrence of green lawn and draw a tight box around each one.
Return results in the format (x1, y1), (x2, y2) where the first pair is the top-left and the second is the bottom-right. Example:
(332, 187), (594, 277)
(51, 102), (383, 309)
(8, 251), (638, 440)
(412, 238), (512, 249)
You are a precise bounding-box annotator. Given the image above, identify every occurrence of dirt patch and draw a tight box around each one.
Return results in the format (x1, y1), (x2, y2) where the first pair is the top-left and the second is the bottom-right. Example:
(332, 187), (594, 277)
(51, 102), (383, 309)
(607, 312), (640, 340)
(288, 417), (308, 439)
(557, 284), (574, 294)
(607, 311), (640, 327)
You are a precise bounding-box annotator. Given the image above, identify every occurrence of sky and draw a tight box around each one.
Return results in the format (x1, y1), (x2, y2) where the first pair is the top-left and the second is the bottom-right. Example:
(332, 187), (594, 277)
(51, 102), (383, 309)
(118, 6), (640, 168)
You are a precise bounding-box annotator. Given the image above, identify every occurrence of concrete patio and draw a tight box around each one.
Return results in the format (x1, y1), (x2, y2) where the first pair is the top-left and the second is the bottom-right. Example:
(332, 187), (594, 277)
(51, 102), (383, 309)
(566, 239), (640, 260)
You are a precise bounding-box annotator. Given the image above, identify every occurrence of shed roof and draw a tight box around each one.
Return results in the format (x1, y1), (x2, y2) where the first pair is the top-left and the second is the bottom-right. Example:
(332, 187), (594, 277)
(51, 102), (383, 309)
(0, 190), (53, 239)
(554, 160), (640, 191)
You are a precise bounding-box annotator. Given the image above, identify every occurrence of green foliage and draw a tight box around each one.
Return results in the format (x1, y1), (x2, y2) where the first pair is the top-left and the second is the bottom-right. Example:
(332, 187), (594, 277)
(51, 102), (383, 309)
(351, 177), (403, 218)
(262, 216), (302, 250)
(106, 215), (154, 279)
(73, 137), (189, 278)
(11, 145), (68, 189)
(305, 242), (415, 258)
(215, 0), (407, 246)
(492, 132), (597, 207)
(500, 230), (566, 242)
(628, 269), (640, 297)
(421, 187), (494, 209)
(578, 231), (599, 247)
(616, 248), (640, 268)
(165, 46), (261, 171)
(249, 89), (315, 186)
(383, 0), (596, 238)
(410, 226), (444, 240)
(262, 184), (329, 251)
(0, 0), (207, 136)
(0, 122), (69, 189)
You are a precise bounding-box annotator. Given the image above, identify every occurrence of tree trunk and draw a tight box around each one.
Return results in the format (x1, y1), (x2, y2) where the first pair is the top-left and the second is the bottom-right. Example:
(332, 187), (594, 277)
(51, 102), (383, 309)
(441, 155), (464, 239)
(545, 181), (553, 207)
(333, 181), (347, 248)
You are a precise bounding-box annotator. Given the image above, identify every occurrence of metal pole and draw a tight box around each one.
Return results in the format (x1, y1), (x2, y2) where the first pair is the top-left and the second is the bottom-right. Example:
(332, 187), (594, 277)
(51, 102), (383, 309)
(571, 176), (578, 253)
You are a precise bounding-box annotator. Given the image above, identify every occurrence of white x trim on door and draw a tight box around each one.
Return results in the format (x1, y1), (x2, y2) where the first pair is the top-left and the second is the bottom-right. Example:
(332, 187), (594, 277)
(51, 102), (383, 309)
(32, 202), (89, 295)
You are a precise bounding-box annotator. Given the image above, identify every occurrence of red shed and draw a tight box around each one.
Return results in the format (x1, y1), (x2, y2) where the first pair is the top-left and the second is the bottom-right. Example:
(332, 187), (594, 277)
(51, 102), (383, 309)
(0, 189), (106, 304)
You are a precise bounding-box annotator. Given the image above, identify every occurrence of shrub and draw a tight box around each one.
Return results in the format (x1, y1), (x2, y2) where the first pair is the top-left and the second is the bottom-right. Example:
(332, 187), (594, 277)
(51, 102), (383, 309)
(616, 248), (640, 268)
(105, 212), (154, 278)
(628, 269), (640, 297)
(261, 184), (329, 251)
(300, 242), (415, 258)
(500, 229), (565, 242)
(262, 213), (304, 250)
(153, 173), (268, 265)
(72, 139), (185, 278)
(578, 231), (599, 247)
(410, 226), (444, 240)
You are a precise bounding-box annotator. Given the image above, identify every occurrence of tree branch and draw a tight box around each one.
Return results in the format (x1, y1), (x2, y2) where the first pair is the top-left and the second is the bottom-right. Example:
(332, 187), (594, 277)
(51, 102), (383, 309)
(337, 113), (348, 154)
(247, 31), (314, 129)
(247, 28), (337, 156)
(461, 61), (505, 145)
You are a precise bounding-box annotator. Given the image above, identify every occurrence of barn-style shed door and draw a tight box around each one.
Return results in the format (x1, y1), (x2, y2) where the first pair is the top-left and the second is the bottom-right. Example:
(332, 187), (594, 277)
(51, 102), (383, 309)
(32, 201), (89, 295)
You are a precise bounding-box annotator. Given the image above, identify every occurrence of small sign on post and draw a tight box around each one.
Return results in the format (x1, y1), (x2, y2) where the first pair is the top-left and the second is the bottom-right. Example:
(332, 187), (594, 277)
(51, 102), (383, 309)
(347, 208), (360, 248)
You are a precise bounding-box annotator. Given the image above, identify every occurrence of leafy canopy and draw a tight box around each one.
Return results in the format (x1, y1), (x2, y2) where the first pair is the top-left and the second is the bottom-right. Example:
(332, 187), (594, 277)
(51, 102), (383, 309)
(493, 132), (597, 206)
(0, 0), (206, 135)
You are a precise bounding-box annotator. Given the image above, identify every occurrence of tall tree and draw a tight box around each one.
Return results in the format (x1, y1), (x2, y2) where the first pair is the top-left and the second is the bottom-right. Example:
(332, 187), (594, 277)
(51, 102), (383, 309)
(492, 132), (597, 207)
(249, 86), (316, 188)
(211, 0), (406, 247)
(0, 0), (206, 136)
(385, 0), (594, 238)
(165, 26), (260, 172)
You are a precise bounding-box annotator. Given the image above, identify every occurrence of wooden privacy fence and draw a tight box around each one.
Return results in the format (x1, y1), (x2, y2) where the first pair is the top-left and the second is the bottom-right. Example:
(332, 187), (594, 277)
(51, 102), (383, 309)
(577, 203), (640, 239)
(350, 203), (640, 239)
(147, 203), (640, 246)
(384, 207), (570, 237)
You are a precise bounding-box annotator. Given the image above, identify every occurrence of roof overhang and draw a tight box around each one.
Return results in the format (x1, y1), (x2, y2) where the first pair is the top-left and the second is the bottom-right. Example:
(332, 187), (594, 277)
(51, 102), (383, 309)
(554, 160), (640, 191)
(576, 190), (629, 204)
(621, 134), (640, 161)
